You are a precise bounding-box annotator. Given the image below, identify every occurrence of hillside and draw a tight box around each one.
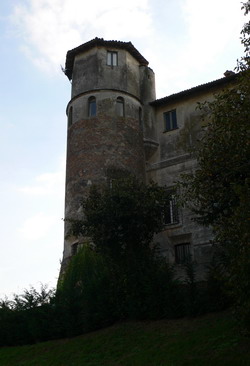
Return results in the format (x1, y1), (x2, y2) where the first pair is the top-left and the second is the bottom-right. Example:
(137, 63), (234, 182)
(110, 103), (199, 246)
(0, 311), (249, 366)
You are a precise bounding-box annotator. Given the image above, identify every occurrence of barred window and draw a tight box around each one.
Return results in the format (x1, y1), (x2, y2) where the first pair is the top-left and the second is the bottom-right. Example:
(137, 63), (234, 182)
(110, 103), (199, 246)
(164, 191), (179, 225)
(175, 243), (191, 264)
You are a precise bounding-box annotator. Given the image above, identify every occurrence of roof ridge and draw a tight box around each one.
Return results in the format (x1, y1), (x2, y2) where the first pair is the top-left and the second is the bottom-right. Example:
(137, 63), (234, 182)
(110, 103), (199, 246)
(151, 73), (238, 106)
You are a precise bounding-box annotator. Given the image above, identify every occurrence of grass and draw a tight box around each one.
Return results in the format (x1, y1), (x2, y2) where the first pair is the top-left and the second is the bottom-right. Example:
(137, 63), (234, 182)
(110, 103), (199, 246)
(0, 311), (249, 366)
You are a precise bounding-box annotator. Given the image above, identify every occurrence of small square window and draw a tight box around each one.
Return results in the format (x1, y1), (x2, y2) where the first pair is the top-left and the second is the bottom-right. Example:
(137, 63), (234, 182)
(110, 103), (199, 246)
(175, 243), (191, 264)
(164, 110), (177, 131)
(107, 51), (118, 66)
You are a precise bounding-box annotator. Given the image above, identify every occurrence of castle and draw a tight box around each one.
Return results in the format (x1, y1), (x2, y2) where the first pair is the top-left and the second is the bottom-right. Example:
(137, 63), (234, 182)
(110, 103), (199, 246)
(61, 37), (237, 279)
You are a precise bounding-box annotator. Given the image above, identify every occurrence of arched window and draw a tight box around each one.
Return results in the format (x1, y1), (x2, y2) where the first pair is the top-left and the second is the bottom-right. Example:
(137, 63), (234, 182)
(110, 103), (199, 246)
(88, 96), (96, 117)
(116, 97), (124, 117)
(68, 106), (73, 127)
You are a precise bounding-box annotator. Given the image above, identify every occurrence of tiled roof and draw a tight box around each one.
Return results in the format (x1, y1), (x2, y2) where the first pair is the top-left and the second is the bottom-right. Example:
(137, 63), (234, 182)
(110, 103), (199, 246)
(151, 73), (238, 106)
(65, 37), (149, 80)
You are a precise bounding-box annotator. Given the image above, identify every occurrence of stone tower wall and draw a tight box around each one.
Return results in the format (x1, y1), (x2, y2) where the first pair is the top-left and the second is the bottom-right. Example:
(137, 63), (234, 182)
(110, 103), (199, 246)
(62, 43), (153, 264)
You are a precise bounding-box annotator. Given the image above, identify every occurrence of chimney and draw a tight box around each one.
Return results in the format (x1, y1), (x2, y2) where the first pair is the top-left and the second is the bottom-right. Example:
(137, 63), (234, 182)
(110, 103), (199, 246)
(224, 70), (235, 77)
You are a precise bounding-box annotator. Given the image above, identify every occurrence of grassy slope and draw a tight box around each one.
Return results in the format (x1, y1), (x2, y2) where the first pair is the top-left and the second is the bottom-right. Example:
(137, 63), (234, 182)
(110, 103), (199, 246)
(0, 311), (249, 366)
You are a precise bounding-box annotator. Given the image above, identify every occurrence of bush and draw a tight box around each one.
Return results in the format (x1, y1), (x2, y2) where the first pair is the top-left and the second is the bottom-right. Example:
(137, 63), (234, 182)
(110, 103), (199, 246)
(0, 285), (56, 346)
(56, 245), (116, 336)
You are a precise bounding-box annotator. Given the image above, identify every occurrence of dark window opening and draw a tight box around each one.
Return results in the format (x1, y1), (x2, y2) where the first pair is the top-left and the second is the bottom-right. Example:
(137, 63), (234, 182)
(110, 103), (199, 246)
(71, 242), (78, 256)
(108, 178), (116, 189)
(175, 243), (191, 264)
(88, 96), (96, 117)
(164, 109), (177, 131)
(164, 191), (179, 225)
(106, 167), (131, 188)
(139, 107), (143, 130)
(116, 97), (124, 117)
(107, 51), (118, 66)
(68, 106), (73, 127)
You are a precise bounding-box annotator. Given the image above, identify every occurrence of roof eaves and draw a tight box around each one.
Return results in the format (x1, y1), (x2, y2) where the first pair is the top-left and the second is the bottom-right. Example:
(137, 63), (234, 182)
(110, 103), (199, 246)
(151, 73), (238, 106)
(64, 37), (148, 80)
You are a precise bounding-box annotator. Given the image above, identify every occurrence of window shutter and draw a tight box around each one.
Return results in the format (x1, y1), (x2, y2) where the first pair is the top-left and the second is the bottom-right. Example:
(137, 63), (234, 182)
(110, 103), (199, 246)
(165, 112), (171, 131)
(112, 52), (117, 66)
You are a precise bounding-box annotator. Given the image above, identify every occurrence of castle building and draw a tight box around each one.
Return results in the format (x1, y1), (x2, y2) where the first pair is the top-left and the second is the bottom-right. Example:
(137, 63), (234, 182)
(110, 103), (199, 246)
(62, 37), (237, 278)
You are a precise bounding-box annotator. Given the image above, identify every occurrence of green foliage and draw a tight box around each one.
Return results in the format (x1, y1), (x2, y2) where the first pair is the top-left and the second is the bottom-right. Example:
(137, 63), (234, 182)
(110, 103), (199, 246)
(0, 285), (56, 346)
(0, 177), (223, 346)
(1, 312), (249, 366)
(205, 255), (232, 312)
(56, 245), (115, 336)
(180, 80), (249, 227)
(215, 185), (250, 333)
(68, 177), (168, 261)
(57, 244), (182, 329)
(65, 178), (183, 322)
(179, 2), (250, 332)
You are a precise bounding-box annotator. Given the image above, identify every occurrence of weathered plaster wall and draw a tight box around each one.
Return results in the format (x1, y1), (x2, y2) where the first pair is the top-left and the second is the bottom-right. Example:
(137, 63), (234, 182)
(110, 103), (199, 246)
(145, 90), (218, 279)
(62, 39), (232, 280)
(63, 46), (148, 264)
(71, 46), (141, 99)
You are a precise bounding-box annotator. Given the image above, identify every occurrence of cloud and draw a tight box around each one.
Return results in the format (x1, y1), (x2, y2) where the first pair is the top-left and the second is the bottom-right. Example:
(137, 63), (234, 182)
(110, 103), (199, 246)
(19, 157), (65, 196)
(181, 0), (244, 70)
(150, 0), (246, 97)
(20, 170), (65, 196)
(9, 0), (247, 96)
(10, 0), (152, 73)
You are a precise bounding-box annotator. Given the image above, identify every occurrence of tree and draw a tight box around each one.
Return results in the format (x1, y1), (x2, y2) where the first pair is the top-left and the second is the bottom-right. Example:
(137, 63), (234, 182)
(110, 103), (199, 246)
(66, 178), (182, 320)
(179, 2), (250, 331)
(68, 177), (168, 261)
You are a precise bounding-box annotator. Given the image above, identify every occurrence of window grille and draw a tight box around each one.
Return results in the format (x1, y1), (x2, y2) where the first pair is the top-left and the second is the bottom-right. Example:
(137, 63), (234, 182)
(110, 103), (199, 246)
(175, 243), (191, 264)
(164, 192), (179, 225)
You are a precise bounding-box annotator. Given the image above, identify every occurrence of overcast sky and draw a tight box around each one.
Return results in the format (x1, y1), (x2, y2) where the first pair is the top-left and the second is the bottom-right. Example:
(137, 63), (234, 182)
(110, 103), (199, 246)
(0, 0), (247, 298)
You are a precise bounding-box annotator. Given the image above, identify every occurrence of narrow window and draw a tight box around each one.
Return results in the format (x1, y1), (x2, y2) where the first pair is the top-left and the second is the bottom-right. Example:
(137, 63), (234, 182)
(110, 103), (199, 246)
(88, 96), (96, 117)
(139, 107), (143, 130)
(108, 178), (117, 189)
(116, 97), (124, 117)
(68, 106), (73, 127)
(164, 190), (179, 225)
(71, 242), (78, 256)
(164, 109), (177, 131)
(107, 51), (118, 66)
(175, 243), (191, 264)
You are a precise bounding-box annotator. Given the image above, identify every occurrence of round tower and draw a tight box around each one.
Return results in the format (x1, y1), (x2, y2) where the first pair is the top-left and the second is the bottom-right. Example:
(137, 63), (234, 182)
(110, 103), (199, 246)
(61, 38), (156, 267)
